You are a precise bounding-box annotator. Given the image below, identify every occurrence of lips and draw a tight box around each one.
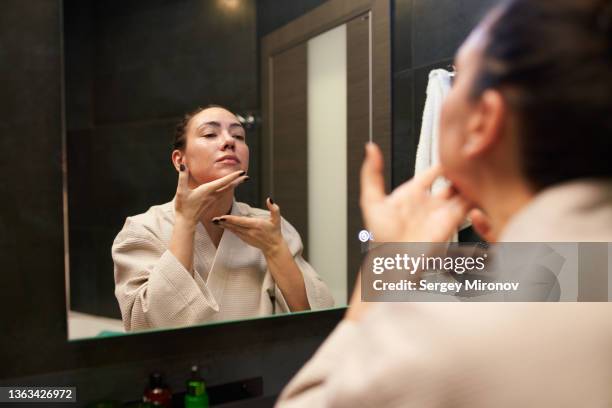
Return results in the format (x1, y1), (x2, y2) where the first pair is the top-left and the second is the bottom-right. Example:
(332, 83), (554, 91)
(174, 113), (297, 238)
(216, 155), (240, 164)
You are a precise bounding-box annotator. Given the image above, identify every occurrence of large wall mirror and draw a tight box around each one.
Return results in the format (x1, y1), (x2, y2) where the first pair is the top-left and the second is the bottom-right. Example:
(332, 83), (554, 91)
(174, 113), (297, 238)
(63, 0), (390, 341)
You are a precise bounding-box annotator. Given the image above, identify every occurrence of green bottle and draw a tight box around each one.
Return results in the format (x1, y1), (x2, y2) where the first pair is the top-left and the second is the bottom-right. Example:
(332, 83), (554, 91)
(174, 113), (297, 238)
(184, 365), (209, 408)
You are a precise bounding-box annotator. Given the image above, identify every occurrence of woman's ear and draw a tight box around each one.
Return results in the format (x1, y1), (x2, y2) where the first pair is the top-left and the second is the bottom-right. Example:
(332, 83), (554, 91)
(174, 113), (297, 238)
(463, 89), (506, 158)
(171, 150), (184, 171)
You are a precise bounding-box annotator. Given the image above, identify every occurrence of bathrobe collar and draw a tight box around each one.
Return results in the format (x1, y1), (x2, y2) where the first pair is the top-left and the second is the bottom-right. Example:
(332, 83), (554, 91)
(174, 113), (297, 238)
(500, 178), (612, 242)
(170, 197), (253, 304)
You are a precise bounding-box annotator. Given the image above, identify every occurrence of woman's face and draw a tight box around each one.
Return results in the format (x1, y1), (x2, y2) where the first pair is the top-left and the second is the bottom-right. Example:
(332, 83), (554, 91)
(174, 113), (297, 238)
(178, 107), (249, 186)
(439, 24), (492, 199)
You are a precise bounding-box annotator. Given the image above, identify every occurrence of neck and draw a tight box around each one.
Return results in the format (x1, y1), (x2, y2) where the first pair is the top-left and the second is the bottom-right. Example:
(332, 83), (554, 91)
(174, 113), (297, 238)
(477, 175), (535, 240)
(200, 190), (234, 225)
(199, 190), (234, 248)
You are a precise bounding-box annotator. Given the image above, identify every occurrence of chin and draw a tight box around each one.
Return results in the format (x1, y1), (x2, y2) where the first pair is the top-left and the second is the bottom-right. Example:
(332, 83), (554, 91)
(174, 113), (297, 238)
(452, 178), (479, 205)
(209, 167), (240, 180)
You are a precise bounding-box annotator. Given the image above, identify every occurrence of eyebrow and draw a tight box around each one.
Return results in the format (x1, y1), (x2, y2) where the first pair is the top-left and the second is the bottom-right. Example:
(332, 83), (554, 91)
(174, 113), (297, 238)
(199, 121), (244, 130)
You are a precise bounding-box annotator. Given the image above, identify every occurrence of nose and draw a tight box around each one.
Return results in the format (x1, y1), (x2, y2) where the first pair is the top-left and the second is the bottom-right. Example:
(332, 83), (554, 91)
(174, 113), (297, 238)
(220, 130), (235, 151)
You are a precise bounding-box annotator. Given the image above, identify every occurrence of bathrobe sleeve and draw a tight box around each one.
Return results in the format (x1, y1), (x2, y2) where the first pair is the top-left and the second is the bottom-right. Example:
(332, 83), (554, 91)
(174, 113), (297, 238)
(274, 306), (447, 408)
(112, 218), (220, 331)
(276, 303), (462, 408)
(275, 307), (456, 408)
(275, 320), (364, 408)
(272, 216), (335, 311)
(278, 300), (612, 408)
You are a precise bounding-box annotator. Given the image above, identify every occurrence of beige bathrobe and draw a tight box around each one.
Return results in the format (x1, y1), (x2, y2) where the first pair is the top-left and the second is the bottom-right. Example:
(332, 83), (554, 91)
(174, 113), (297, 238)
(113, 200), (334, 331)
(276, 179), (612, 407)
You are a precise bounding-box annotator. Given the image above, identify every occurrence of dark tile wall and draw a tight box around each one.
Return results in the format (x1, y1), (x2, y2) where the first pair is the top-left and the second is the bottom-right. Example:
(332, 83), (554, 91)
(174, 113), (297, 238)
(91, 1), (258, 123)
(0, 0), (65, 378)
(256, 0), (329, 39)
(392, 0), (501, 242)
(391, 0), (501, 186)
(64, 0), (261, 317)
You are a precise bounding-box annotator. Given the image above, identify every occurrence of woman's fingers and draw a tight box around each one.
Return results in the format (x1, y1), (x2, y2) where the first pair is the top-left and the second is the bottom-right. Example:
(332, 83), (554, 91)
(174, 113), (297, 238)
(360, 143), (386, 205)
(434, 184), (456, 200)
(444, 195), (472, 226)
(266, 197), (281, 225)
(213, 215), (257, 229)
(215, 175), (249, 193)
(469, 208), (495, 242)
(176, 163), (189, 193)
(216, 221), (249, 237)
(390, 165), (445, 201)
(413, 165), (443, 191)
(198, 170), (246, 194)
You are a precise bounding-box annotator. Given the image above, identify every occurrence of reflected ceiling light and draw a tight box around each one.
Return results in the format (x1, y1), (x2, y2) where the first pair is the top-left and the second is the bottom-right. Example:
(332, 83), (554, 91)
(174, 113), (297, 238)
(219, 0), (240, 11)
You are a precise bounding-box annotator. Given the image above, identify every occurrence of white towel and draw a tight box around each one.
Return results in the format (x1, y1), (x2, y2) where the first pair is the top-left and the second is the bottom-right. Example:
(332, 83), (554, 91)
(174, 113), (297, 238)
(415, 69), (452, 192)
(416, 69), (471, 240)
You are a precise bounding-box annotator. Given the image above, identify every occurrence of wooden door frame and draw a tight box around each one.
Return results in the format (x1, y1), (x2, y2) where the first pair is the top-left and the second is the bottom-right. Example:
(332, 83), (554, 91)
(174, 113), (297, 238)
(261, 0), (391, 193)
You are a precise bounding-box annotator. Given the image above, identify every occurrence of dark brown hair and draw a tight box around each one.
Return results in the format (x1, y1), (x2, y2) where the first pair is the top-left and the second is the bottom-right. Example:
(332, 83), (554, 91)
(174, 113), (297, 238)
(473, 0), (612, 190)
(172, 104), (237, 151)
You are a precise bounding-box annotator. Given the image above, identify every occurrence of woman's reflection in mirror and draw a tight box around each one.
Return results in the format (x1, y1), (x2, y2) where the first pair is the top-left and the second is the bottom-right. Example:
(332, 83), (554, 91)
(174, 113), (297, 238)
(112, 105), (334, 332)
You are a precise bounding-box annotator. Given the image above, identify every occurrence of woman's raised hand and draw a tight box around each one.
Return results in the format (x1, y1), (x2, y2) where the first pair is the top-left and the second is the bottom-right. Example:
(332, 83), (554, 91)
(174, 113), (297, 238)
(212, 198), (284, 256)
(174, 164), (248, 227)
(360, 143), (471, 243)
(214, 198), (311, 311)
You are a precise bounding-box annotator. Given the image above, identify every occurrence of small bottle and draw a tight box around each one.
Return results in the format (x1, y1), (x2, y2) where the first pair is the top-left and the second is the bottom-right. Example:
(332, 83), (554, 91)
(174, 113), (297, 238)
(143, 372), (172, 408)
(184, 365), (209, 408)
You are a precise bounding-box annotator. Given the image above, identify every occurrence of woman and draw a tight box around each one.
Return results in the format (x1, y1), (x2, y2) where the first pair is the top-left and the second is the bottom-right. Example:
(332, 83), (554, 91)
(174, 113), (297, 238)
(112, 105), (334, 331)
(277, 0), (612, 406)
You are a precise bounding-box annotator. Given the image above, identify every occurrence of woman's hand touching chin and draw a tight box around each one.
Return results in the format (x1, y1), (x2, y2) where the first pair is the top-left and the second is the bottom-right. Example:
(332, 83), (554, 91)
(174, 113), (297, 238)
(173, 165), (248, 228)
(360, 142), (472, 243)
(212, 197), (285, 257)
(347, 143), (473, 322)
